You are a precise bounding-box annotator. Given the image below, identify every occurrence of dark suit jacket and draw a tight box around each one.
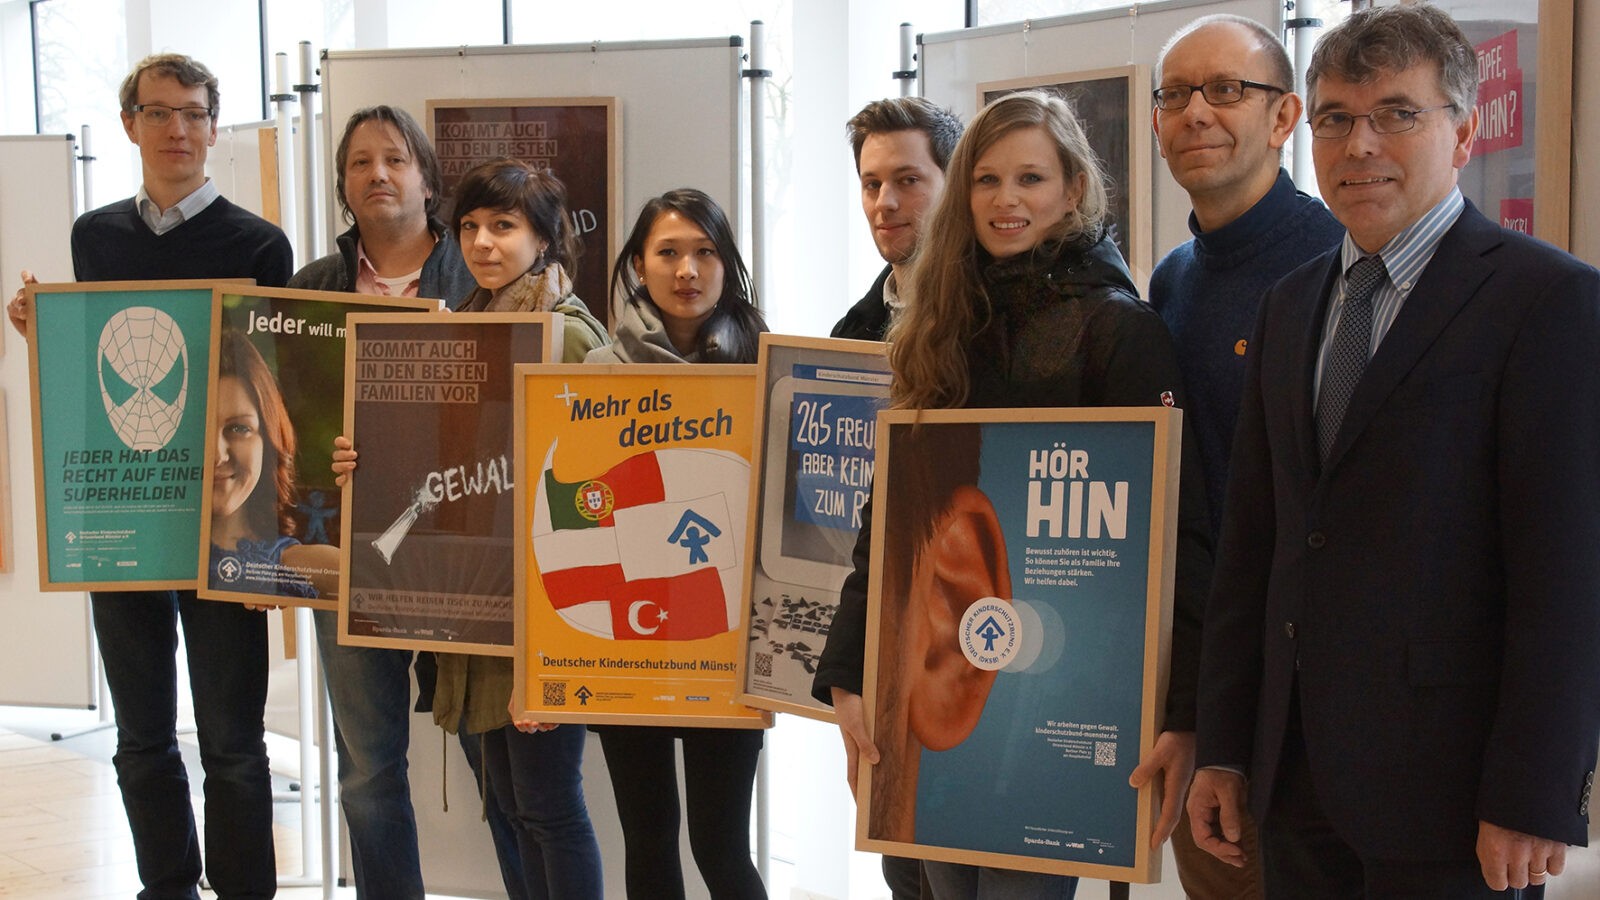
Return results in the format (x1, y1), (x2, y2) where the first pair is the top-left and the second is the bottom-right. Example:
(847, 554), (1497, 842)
(1196, 203), (1600, 860)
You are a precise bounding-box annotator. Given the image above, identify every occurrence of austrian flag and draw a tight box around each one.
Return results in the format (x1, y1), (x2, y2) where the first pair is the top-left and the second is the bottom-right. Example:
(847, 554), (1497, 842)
(532, 443), (749, 641)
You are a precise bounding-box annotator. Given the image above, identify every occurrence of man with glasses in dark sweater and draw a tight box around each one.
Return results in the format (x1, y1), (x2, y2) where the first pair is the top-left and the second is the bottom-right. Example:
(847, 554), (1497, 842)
(10, 53), (290, 900)
(1143, 16), (1341, 899)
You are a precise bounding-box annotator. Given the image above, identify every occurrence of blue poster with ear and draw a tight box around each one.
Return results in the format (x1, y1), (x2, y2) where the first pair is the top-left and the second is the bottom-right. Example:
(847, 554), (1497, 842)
(862, 408), (1179, 882)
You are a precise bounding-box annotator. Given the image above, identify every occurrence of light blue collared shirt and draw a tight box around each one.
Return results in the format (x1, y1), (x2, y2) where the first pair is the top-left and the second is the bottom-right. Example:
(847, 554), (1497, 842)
(135, 178), (220, 235)
(1312, 188), (1466, 406)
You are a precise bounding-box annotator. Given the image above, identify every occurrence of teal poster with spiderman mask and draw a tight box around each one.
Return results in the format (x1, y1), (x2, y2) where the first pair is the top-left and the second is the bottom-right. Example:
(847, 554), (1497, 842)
(28, 280), (222, 590)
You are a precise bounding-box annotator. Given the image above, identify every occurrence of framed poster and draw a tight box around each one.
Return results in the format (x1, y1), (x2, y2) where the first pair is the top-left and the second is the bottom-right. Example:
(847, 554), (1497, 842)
(198, 286), (441, 609)
(738, 335), (892, 720)
(1420, 0), (1573, 248)
(26, 279), (247, 590)
(428, 98), (621, 324)
(512, 364), (768, 728)
(338, 312), (562, 655)
(859, 407), (1180, 883)
(979, 66), (1153, 284)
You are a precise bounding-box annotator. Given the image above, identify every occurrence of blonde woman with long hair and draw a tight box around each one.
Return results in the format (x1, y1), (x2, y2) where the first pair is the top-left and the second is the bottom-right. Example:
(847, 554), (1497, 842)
(813, 91), (1214, 899)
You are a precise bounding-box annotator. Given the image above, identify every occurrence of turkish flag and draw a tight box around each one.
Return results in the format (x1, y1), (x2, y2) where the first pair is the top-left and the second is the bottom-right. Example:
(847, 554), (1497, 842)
(606, 567), (729, 641)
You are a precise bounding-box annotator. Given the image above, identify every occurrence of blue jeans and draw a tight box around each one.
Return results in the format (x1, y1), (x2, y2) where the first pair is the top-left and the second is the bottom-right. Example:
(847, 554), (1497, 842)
(481, 723), (603, 900)
(91, 590), (275, 900)
(311, 610), (422, 899)
(922, 862), (1078, 899)
(456, 727), (529, 900)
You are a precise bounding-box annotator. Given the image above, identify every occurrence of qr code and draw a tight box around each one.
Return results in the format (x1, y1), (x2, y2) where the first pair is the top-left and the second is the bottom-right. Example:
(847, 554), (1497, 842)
(1094, 741), (1117, 767)
(754, 652), (773, 678)
(543, 682), (566, 707)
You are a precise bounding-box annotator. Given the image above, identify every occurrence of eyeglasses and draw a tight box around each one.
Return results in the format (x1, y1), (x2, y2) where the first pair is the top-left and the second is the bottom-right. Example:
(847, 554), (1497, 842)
(131, 104), (214, 129)
(1309, 104), (1456, 139)
(1152, 79), (1286, 111)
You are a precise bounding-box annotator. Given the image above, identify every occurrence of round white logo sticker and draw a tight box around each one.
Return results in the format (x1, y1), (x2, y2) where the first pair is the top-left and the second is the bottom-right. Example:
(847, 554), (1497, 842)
(959, 597), (1023, 671)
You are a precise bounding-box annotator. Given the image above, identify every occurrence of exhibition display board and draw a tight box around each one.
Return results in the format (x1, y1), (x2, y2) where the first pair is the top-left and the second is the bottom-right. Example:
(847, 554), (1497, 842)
(512, 364), (767, 729)
(338, 312), (562, 656)
(321, 37), (744, 324)
(979, 66), (1152, 280)
(917, 0), (1282, 286)
(428, 98), (620, 311)
(27, 279), (247, 591)
(859, 407), (1181, 884)
(1, 134), (95, 708)
(738, 335), (891, 720)
(1427, 0), (1573, 248)
(197, 285), (440, 609)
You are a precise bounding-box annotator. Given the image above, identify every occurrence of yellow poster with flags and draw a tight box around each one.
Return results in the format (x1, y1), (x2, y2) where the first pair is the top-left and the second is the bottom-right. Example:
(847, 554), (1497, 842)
(512, 363), (768, 727)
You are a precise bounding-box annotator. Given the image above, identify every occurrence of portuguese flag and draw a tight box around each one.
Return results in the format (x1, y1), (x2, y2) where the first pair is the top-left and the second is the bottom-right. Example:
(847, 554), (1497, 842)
(532, 443), (749, 641)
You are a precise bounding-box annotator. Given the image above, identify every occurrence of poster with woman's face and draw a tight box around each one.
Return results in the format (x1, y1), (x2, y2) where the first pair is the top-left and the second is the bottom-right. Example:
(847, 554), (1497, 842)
(196, 286), (440, 609)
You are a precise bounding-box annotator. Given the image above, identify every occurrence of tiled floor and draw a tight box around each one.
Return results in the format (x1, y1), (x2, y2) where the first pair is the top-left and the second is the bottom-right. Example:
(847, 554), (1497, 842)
(0, 724), (337, 899)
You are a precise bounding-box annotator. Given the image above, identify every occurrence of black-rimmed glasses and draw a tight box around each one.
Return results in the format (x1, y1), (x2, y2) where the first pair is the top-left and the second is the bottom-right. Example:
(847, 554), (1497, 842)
(1152, 80), (1286, 111)
(131, 104), (215, 128)
(1308, 104), (1456, 139)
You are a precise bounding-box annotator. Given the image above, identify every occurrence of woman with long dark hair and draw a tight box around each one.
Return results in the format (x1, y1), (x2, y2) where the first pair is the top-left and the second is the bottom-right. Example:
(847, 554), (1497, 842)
(585, 188), (769, 900)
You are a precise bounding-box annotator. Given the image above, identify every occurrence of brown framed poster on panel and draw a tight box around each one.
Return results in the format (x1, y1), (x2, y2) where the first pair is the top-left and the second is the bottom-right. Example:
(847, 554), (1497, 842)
(428, 97), (621, 324)
(337, 312), (562, 656)
(1420, 0), (1573, 248)
(26, 279), (249, 591)
(737, 334), (892, 720)
(512, 364), (768, 729)
(978, 66), (1153, 285)
(198, 285), (441, 610)
(858, 407), (1180, 883)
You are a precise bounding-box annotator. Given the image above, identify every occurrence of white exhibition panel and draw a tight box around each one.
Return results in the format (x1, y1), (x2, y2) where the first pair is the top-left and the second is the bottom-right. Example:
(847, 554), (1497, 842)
(919, 0), (1284, 283)
(209, 120), (281, 227)
(0, 134), (95, 709)
(318, 39), (743, 898)
(319, 37), (746, 262)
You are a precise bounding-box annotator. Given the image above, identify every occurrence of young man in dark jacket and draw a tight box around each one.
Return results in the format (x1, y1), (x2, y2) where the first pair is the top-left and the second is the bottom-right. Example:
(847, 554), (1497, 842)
(831, 98), (961, 342)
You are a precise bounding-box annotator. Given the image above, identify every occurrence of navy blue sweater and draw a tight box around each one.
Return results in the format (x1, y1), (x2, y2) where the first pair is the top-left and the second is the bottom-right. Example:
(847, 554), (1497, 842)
(1149, 169), (1343, 538)
(71, 196), (292, 286)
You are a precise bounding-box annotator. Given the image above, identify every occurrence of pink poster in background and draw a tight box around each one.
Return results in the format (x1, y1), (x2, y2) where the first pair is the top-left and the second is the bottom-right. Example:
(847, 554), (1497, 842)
(1472, 29), (1524, 158)
(1499, 198), (1533, 235)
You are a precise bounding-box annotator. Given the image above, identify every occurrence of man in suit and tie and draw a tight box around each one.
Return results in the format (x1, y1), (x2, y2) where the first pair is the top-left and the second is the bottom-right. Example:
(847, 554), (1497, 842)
(1186, 4), (1599, 896)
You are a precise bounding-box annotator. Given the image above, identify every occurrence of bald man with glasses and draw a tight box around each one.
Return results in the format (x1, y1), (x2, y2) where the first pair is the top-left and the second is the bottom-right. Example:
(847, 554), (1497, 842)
(1144, 19), (1342, 895)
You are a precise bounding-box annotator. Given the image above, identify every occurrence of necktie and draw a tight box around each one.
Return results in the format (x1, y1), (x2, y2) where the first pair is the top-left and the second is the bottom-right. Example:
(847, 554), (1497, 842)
(1316, 255), (1387, 462)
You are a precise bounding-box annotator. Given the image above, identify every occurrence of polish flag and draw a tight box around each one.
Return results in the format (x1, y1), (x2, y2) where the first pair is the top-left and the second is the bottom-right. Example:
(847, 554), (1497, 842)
(532, 443), (748, 640)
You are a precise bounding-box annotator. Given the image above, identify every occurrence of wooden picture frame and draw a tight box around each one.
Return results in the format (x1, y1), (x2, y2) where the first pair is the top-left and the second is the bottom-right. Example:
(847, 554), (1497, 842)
(1420, 0), (1573, 248)
(197, 285), (441, 610)
(737, 334), (892, 721)
(979, 66), (1153, 286)
(858, 407), (1180, 883)
(428, 97), (622, 325)
(26, 279), (249, 591)
(337, 312), (562, 656)
(512, 364), (768, 729)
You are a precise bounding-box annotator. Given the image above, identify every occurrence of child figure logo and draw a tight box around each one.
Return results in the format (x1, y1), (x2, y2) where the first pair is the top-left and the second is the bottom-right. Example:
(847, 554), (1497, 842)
(97, 306), (188, 450)
(960, 598), (1022, 671)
